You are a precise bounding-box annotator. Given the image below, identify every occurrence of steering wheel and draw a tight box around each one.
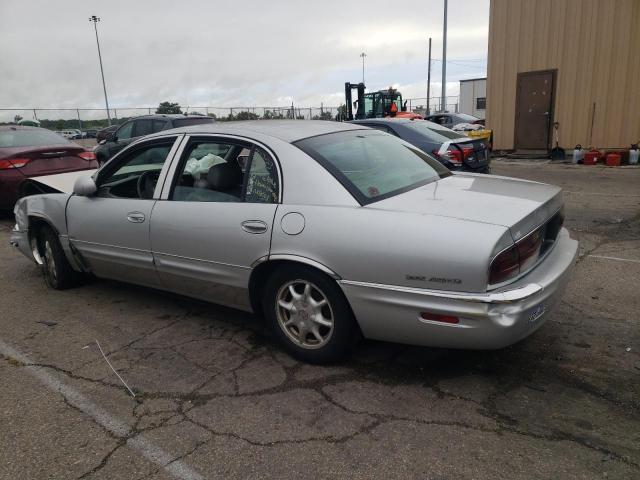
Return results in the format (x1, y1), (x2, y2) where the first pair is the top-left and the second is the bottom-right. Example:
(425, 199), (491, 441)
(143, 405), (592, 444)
(136, 170), (160, 199)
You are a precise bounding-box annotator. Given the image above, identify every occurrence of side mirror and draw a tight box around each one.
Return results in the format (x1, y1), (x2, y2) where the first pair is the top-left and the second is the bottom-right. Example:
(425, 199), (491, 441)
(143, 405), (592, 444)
(73, 175), (97, 197)
(106, 132), (116, 142)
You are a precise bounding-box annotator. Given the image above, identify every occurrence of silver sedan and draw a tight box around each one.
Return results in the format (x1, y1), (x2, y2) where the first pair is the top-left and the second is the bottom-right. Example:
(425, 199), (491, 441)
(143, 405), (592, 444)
(10, 121), (578, 363)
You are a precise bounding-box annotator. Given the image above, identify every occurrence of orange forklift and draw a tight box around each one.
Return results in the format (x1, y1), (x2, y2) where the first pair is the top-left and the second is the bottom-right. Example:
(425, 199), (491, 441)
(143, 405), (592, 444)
(344, 82), (423, 120)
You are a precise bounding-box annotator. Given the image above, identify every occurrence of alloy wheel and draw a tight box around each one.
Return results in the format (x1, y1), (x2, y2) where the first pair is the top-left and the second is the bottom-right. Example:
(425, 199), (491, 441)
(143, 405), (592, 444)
(276, 280), (334, 349)
(43, 240), (57, 283)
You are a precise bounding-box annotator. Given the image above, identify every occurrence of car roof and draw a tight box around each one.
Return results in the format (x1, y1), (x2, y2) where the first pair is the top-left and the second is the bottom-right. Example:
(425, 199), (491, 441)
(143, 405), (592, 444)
(153, 120), (368, 143)
(349, 118), (441, 128)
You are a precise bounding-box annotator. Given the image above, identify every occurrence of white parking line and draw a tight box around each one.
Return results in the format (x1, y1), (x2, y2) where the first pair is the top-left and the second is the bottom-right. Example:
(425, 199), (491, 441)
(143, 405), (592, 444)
(0, 339), (205, 480)
(588, 255), (640, 264)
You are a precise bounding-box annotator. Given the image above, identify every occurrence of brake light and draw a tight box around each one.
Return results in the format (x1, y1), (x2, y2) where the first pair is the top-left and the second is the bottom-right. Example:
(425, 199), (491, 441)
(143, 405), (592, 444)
(432, 149), (463, 165)
(77, 151), (96, 161)
(517, 228), (544, 271)
(433, 146), (473, 166)
(489, 244), (520, 284)
(489, 226), (545, 285)
(0, 158), (30, 169)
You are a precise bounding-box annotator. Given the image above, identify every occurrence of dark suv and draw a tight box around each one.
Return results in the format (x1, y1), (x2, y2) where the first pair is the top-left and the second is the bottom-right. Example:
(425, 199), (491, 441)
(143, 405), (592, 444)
(94, 114), (214, 164)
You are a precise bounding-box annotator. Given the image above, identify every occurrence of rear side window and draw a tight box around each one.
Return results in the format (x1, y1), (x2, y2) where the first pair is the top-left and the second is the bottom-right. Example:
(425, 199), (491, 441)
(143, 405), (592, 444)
(0, 129), (70, 147)
(152, 120), (168, 132)
(245, 148), (279, 203)
(170, 140), (278, 204)
(134, 119), (154, 137)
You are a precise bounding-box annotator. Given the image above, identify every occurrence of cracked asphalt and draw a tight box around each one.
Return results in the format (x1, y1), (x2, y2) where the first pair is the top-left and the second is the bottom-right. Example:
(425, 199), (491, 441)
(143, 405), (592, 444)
(1, 161), (639, 479)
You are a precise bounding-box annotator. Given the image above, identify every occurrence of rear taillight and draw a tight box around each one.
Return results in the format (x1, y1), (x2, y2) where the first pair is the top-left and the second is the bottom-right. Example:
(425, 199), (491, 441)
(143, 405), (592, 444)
(517, 228), (544, 271)
(489, 244), (520, 285)
(489, 226), (545, 285)
(77, 151), (96, 161)
(0, 158), (30, 169)
(433, 146), (474, 166)
(433, 149), (463, 165)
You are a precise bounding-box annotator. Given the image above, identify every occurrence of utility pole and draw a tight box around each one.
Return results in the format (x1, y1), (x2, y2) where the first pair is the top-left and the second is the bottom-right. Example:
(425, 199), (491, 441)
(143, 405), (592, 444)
(441, 0), (448, 112)
(360, 52), (367, 85)
(89, 15), (112, 126)
(427, 37), (432, 115)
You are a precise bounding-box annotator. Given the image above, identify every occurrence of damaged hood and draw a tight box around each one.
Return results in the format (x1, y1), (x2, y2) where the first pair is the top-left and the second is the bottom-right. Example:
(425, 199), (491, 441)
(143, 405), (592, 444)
(28, 169), (98, 193)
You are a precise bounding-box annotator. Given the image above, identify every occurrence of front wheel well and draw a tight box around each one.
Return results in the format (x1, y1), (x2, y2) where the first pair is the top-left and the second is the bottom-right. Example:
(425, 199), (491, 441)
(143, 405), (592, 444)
(28, 217), (58, 254)
(248, 259), (340, 317)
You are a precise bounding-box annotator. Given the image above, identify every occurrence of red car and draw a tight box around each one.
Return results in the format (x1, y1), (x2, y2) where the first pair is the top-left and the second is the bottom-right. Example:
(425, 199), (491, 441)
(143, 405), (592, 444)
(0, 125), (98, 211)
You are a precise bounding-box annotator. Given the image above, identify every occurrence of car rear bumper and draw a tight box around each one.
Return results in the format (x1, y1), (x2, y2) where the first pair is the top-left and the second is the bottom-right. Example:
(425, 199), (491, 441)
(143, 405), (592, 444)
(339, 228), (578, 349)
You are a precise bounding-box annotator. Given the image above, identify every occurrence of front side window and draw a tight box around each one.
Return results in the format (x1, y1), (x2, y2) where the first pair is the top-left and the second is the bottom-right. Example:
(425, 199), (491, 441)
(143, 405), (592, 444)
(116, 122), (134, 140)
(295, 130), (449, 205)
(96, 139), (176, 199)
(171, 140), (279, 203)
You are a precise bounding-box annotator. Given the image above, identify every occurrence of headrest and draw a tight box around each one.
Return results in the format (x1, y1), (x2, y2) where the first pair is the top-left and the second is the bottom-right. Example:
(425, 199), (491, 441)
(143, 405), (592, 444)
(207, 162), (242, 190)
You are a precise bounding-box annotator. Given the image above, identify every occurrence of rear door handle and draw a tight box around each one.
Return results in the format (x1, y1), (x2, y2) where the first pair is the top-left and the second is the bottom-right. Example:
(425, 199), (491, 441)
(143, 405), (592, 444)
(127, 211), (146, 223)
(241, 220), (268, 234)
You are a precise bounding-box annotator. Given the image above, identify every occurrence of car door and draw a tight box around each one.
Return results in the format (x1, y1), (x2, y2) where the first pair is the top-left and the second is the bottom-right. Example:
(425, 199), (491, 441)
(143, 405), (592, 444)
(67, 135), (182, 287)
(150, 136), (280, 310)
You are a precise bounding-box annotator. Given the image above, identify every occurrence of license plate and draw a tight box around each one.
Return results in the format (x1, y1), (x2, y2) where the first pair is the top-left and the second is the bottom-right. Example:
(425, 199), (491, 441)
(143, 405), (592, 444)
(528, 303), (547, 323)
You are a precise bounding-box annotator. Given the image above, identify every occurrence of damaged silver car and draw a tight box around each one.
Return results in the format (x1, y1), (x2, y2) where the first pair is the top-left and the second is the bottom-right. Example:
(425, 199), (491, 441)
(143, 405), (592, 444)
(10, 121), (578, 363)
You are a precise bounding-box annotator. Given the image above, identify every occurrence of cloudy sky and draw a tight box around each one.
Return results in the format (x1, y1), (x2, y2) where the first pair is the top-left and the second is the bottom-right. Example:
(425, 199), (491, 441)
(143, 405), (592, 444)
(0, 0), (489, 120)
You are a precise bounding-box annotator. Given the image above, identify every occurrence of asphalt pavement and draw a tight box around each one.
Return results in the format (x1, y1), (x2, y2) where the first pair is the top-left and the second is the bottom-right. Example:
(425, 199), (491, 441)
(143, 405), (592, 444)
(0, 161), (638, 479)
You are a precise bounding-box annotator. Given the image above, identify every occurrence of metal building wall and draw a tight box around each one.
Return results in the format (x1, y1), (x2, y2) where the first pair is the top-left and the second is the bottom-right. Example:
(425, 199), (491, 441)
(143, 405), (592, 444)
(487, 0), (640, 150)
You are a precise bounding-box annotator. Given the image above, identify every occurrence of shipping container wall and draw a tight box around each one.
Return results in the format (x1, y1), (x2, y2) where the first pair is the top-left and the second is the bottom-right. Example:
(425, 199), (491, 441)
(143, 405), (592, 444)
(487, 0), (640, 150)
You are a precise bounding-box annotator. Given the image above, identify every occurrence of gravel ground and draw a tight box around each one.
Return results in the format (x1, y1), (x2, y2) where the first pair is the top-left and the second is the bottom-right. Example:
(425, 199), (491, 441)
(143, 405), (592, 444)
(0, 161), (638, 479)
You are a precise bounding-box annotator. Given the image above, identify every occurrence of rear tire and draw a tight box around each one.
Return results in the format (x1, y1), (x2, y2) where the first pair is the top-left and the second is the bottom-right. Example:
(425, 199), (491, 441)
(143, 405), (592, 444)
(38, 226), (80, 290)
(262, 265), (358, 364)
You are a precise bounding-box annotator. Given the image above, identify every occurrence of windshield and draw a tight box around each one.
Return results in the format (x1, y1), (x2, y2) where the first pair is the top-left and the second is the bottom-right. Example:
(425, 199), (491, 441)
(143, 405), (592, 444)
(0, 128), (70, 148)
(404, 121), (468, 141)
(295, 130), (450, 204)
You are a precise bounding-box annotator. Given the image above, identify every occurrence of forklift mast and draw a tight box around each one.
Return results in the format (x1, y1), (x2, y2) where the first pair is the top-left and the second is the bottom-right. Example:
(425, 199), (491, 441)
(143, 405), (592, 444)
(344, 82), (366, 121)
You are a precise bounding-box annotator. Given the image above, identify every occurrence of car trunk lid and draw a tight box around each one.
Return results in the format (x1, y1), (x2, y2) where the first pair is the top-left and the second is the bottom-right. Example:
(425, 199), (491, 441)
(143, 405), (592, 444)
(367, 173), (563, 240)
(2, 145), (96, 176)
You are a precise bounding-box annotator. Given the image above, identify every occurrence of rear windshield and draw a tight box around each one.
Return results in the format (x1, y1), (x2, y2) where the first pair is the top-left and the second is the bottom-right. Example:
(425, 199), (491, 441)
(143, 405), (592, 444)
(404, 121), (468, 141)
(0, 129), (70, 148)
(295, 130), (450, 205)
(455, 113), (480, 123)
(172, 117), (215, 128)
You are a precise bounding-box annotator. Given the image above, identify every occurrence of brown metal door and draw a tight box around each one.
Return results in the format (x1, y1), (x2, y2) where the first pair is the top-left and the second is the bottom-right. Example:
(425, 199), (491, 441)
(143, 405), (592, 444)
(514, 70), (555, 150)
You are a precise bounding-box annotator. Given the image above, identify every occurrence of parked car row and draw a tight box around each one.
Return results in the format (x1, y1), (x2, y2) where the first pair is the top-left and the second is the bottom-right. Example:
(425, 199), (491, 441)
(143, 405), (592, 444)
(349, 118), (490, 172)
(94, 114), (215, 164)
(0, 126), (98, 211)
(10, 120), (577, 363)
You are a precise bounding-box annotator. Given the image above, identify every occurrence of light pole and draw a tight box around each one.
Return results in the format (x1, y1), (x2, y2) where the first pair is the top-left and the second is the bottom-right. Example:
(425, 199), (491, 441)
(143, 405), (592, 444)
(359, 52), (367, 85)
(89, 15), (112, 126)
(441, 0), (448, 112)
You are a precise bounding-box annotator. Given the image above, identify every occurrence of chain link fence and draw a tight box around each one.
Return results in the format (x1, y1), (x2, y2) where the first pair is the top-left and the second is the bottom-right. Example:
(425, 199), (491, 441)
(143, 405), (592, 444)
(0, 96), (459, 130)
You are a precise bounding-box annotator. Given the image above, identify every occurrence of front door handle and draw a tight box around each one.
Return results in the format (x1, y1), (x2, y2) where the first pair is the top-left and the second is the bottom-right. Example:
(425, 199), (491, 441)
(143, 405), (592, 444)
(127, 211), (146, 223)
(241, 220), (268, 234)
